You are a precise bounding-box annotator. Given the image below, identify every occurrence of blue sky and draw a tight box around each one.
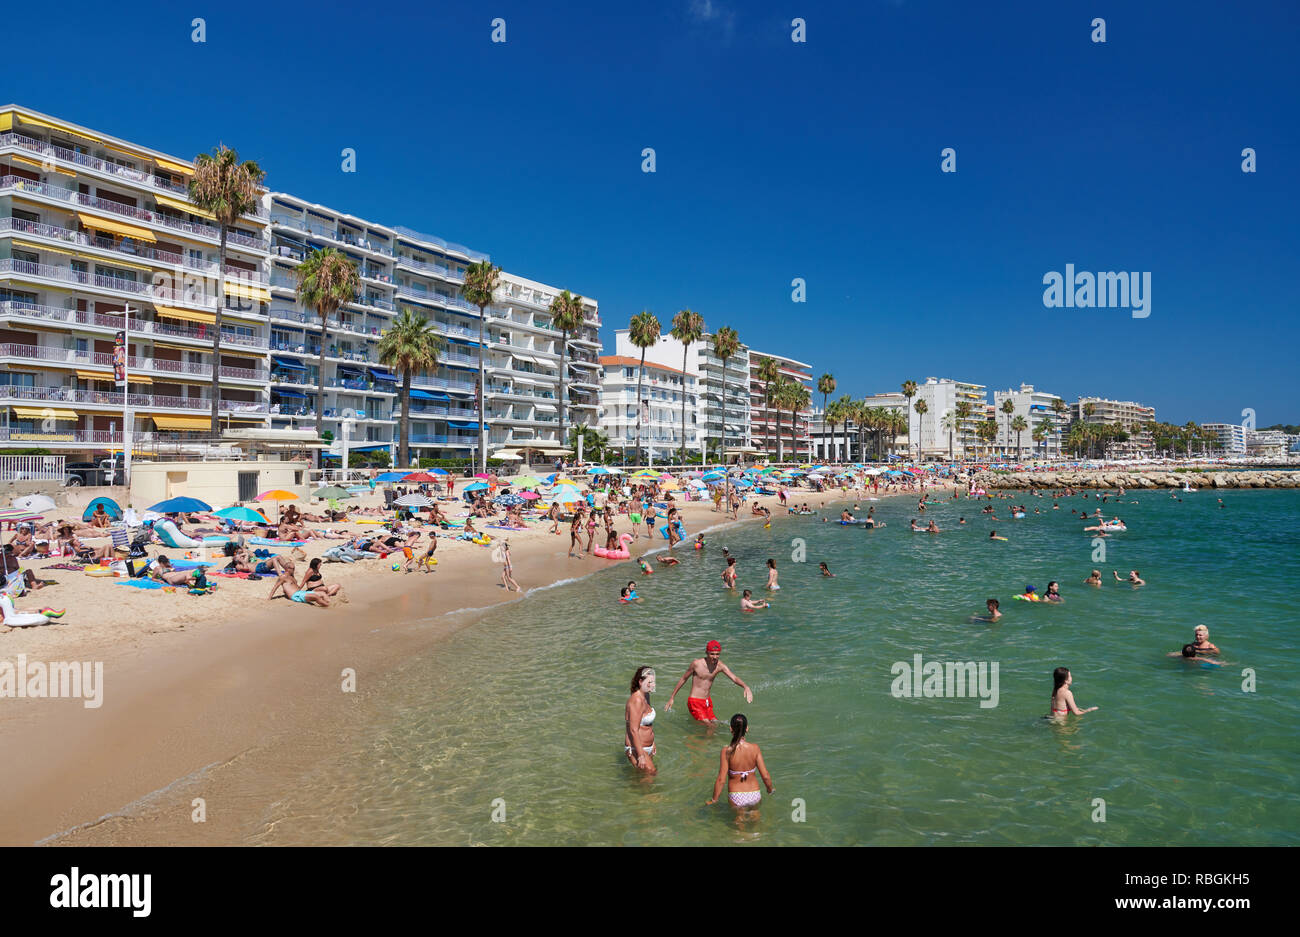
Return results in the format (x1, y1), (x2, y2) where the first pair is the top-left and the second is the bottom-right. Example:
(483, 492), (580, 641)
(4, 0), (1297, 423)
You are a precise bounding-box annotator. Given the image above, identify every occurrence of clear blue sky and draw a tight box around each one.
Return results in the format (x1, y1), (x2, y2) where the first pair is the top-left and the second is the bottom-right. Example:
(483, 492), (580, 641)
(4, 0), (1297, 424)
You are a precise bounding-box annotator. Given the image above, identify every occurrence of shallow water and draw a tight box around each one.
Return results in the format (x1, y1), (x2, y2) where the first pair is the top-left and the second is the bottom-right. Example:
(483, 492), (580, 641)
(250, 489), (1299, 845)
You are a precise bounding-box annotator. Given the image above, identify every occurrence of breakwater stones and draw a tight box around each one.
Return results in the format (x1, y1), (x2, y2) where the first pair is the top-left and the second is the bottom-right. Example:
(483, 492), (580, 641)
(971, 470), (1300, 490)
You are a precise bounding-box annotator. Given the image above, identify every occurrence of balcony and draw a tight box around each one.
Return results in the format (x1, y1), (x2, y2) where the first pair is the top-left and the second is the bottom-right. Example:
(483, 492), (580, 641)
(0, 342), (265, 381)
(270, 213), (394, 258)
(0, 383), (267, 414)
(0, 300), (265, 348)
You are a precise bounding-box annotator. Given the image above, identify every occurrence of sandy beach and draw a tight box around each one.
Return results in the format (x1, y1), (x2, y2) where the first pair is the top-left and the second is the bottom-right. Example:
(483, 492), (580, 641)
(0, 476), (942, 845)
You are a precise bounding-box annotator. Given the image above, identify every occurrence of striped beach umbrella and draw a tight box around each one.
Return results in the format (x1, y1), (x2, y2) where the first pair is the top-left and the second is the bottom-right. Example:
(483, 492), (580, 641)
(393, 493), (434, 507)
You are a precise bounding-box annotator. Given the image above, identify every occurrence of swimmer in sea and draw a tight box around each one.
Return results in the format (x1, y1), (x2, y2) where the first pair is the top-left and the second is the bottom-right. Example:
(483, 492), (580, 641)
(620, 584), (642, 603)
(706, 713), (774, 810)
(638, 557), (653, 575)
(1084, 569), (1102, 587)
(658, 555), (680, 567)
(841, 509), (854, 523)
(721, 556), (738, 589)
(1044, 581), (1063, 603)
(666, 640), (754, 723)
(1113, 569), (1145, 586)
(980, 598), (1002, 622)
(925, 520), (940, 533)
(1190, 624), (1219, 655)
(819, 562), (834, 578)
(765, 558), (780, 590)
(1048, 667), (1098, 720)
(694, 534), (706, 550)
(625, 666), (657, 773)
(740, 589), (770, 611)
(959, 517), (966, 525)
(910, 519), (921, 531)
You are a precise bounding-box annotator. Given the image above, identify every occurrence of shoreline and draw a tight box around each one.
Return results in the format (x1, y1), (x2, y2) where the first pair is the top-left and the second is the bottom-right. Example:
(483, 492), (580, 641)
(2, 482), (935, 845)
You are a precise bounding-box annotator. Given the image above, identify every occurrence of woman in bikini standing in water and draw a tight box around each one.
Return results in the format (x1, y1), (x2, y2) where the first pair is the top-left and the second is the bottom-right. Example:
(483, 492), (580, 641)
(707, 713), (773, 810)
(625, 666), (657, 774)
(1048, 667), (1098, 721)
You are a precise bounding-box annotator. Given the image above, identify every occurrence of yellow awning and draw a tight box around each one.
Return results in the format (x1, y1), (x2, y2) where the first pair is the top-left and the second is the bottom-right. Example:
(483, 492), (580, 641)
(12, 239), (76, 257)
(151, 415), (210, 430)
(225, 281), (272, 302)
(98, 257), (154, 273)
(16, 114), (101, 143)
(103, 143), (142, 159)
(154, 306), (216, 325)
(0, 113), (11, 132)
(7, 154), (44, 169)
(154, 157), (194, 176)
(12, 406), (79, 421)
(54, 166), (77, 177)
(129, 374), (153, 384)
(75, 369), (112, 381)
(76, 213), (157, 243)
(154, 194), (216, 221)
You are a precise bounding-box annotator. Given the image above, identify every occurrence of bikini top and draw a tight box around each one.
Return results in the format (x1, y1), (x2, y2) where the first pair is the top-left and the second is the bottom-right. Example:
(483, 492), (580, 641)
(640, 706), (655, 727)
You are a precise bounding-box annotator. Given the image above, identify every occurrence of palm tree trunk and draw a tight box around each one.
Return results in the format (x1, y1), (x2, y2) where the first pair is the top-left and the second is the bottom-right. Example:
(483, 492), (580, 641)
(317, 307), (327, 456)
(775, 408), (783, 462)
(680, 342), (689, 468)
(211, 226), (226, 437)
(477, 303), (487, 474)
(400, 369), (412, 469)
(634, 350), (646, 466)
(558, 330), (568, 457)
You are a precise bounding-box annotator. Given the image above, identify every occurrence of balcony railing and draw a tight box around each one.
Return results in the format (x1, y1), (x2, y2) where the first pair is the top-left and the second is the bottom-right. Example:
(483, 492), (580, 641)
(0, 383), (267, 414)
(0, 343), (265, 381)
(0, 300), (265, 348)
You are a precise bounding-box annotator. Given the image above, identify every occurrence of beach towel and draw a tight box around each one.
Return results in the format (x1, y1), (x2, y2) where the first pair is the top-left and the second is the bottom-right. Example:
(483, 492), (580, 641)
(170, 559), (215, 570)
(249, 537), (306, 546)
(213, 571), (252, 579)
(116, 580), (166, 590)
(42, 563), (84, 571)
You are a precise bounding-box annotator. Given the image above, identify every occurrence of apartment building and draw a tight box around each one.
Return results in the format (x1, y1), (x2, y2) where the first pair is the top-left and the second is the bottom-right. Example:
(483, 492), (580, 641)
(748, 349), (813, 460)
(598, 355), (698, 462)
(613, 330), (753, 460)
(1200, 422), (1247, 455)
(913, 377), (986, 459)
(992, 383), (1066, 460)
(0, 106), (596, 464)
(1, 105), (271, 455)
(1071, 397), (1156, 456)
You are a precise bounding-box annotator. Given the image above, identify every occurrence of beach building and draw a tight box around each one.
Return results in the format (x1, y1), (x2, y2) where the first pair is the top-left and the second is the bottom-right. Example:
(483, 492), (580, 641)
(1200, 422), (1247, 456)
(1, 105), (272, 458)
(992, 383), (1066, 460)
(747, 349), (813, 460)
(1071, 397), (1156, 456)
(1, 105), (595, 466)
(613, 329), (752, 462)
(597, 355), (698, 463)
(913, 378), (986, 459)
(806, 393), (911, 462)
(1245, 429), (1290, 458)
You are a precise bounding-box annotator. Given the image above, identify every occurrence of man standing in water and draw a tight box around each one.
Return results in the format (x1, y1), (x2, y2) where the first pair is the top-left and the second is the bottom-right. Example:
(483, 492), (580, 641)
(665, 640), (754, 724)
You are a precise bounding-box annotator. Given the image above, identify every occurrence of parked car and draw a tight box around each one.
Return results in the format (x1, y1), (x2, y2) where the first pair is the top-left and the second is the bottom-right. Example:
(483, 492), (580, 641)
(64, 456), (127, 487)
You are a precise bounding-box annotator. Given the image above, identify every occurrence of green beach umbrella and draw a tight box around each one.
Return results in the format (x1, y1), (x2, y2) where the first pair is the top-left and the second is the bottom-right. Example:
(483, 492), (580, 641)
(313, 485), (353, 499)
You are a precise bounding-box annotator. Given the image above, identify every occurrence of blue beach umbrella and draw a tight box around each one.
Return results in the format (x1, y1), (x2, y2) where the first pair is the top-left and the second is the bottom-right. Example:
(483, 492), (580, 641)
(463, 481), (489, 492)
(495, 492), (525, 506)
(215, 505), (270, 524)
(427, 468), (451, 475)
(148, 496), (212, 514)
(81, 496), (122, 521)
(375, 472), (406, 482)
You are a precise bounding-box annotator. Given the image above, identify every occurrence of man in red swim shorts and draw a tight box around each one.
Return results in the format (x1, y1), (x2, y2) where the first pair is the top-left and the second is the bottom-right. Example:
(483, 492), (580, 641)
(665, 639), (753, 724)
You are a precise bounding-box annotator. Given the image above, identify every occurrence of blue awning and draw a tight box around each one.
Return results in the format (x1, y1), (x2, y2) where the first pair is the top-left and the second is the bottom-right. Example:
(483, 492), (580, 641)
(448, 420), (480, 430)
(409, 389), (436, 400)
(449, 337), (480, 347)
(273, 389), (307, 399)
(348, 444), (389, 452)
(272, 356), (306, 371)
(369, 368), (397, 382)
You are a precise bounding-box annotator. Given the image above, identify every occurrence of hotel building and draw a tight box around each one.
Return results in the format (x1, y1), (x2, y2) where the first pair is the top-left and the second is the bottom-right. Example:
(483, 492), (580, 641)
(598, 355), (698, 462)
(1, 105), (596, 464)
(748, 349), (813, 460)
(913, 377), (986, 459)
(1200, 422), (1247, 456)
(1071, 397), (1156, 456)
(991, 383), (1066, 460)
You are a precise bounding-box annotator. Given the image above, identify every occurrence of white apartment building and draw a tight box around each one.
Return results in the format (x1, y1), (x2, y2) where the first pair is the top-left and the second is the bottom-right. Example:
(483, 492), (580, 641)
(913, 377), (986, 459)
(614, 330), (752, 460)
(992, 383), (1066, 460)
(748, 349), (813, 460)
(0, 105), (596, 465)
(1245, 429), (1290, 458)
(598, 355), (698, 462)
(1200, 422), (1247, 455)
(1071, 397), (1156, 456)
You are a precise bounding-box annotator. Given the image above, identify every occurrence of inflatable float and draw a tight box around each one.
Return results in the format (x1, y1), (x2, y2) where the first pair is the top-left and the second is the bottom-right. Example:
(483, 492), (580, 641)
(154, 518), (201, 549)
(0, 594), (63, 627)
(1098, 523), (1127, 532)
(658, 520), (686, 539)
(594, 533), (634, 559)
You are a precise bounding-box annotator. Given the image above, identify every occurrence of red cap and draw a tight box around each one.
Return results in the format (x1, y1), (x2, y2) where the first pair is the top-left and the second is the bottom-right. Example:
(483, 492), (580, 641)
(706, 640), (721, 652)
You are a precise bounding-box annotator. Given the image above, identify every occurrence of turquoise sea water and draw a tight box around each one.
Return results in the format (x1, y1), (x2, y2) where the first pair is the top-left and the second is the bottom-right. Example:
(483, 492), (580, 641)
(257, 489), (1299, 845)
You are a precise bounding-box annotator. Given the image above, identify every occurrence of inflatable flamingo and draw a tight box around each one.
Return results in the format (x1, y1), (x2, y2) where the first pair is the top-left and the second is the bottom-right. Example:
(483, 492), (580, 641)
(593, 533), (634, 559)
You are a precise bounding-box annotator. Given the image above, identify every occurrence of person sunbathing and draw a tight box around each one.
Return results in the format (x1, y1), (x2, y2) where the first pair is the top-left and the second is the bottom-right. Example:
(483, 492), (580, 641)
(150, 556), (201, 586)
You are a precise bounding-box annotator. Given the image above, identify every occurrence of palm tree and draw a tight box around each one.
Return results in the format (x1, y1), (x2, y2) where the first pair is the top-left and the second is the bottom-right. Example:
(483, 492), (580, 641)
(669, 309), (705, 467)
(900, 380), (918, 457)
(549, 290), (585, 458)
(824, 398), (845, 463)
(979, 419), (999, 459)
(188, 145), (265, 433)
(768, 376), (795, 461)
(568, 424), (610, 464)
(791, 384), (811, 461)
(460, 260), (501, 473)
(1052, 398), (1069, 459)
(711, 326), (741, 500)
(954, 400), (974, 460)
(755, 356), (779, 458)
(999, 399), (1016, 458)
(1032, 424), (1047, 459)
(378, 309), (443, 470)
(835, 394), (854, 462)
(887, 409), (908, 458)
(295, 248), (361, 459)
(817, 373), (835, 456)
(913, 399), (929, 461)
(1011, 415), (1028, 460)
(628, 310), (661, 464)
(941, 409), (959, 460)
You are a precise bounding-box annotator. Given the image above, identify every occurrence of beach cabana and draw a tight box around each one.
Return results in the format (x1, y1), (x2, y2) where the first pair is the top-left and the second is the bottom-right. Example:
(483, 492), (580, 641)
(81, 496), (122, 521)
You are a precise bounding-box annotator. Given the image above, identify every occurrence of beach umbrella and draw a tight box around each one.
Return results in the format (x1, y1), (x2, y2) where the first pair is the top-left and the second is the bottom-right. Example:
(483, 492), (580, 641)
(462, 481), (490, 492)
(81, 496), (123, 521)
(702, 471), (725, 481)
(509, 475), (543, 487)
(4, 512), (44, 526)
(375, 471), (406, 483)
(687, 479), (707, 489)
(256, 490), (297, 503)
(731, 479), (753, 488)
(473, 473), (492, 479)
(427, 468), (451, 475)
(519, 491), (541, 500)
(401, 472), (437, 483)
(393, 493), (433, 507)
(630, 469), (661, 478)
(215, 506), (270, 524)
(148, 496), (213, 514)
(494, 492), (525, 506)
(0, 508), (34, 522)
(312, 485), (353, 499)
(549, 477), (580, 487)
(660, 480), (681, 491)
(586, 466), (613, 475)
(12, 494), (57, 513)
(542, 484), (584, 504)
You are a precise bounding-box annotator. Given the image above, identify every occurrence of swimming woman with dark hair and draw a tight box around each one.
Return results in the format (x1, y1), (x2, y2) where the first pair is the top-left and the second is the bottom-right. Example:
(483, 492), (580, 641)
(707, 713), (773, 809)
(1048, 667), (1098, 720)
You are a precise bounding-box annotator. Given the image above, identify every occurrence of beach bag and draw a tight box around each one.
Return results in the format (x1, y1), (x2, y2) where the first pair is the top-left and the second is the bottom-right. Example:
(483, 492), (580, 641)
(127, 558), (150, 578)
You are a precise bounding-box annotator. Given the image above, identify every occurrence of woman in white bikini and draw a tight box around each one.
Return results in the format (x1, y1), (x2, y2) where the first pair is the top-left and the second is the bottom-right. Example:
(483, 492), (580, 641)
(625, 666), (657, 774)
(707, 714), (773, 810)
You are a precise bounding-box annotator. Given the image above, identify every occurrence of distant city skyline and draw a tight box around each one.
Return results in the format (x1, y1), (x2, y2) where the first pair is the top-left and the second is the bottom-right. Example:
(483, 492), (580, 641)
(2, 0), (1296, 424)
